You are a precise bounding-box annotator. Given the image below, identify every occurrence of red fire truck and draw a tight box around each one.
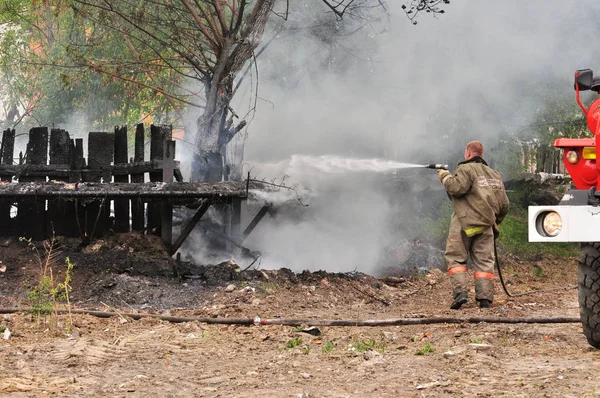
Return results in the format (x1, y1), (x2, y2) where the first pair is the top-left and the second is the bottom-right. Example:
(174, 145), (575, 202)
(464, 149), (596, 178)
(529, 69), (600, 348)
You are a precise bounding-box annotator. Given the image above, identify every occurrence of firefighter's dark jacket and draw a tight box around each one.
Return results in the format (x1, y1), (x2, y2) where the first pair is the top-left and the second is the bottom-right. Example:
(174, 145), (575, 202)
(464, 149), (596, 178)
(438, 157), (510, 234)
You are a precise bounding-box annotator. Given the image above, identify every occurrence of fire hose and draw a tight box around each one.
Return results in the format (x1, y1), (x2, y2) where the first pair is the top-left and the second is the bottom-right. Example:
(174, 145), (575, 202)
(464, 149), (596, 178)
(0, 308), (580, 325)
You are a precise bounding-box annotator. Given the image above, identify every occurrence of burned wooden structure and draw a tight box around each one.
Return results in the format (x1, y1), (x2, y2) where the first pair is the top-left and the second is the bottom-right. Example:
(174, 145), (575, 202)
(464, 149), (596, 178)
(0, 125), (263, 254)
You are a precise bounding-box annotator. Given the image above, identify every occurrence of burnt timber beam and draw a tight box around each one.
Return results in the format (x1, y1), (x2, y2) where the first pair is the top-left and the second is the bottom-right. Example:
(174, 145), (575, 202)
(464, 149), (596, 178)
(18, 127), (47, 240)
(148, 125), (171, 234)
(0, 181), (250, 199)
(113, 126), (129, 232)
(161, 140), (175, 250)
(170, 199), (211, 255)
(0, 160), (182, 178)
(131, 123), (145, 232)
(241, 205), (272, 243)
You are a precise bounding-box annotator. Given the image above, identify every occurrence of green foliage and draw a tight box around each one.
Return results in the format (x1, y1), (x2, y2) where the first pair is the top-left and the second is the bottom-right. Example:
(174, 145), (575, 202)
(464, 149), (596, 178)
(287, 336), (303, 349)
(349, 338), (387, 353)
(322, 340), (335, 354)
(27, 275), (56, 317)
(27, 256), (73, 320)
(532, 265), (544, 278)
(470, 337), (484, 344)
(258, 282), (278, 294)
(0, 1), (185, 131)
(414, 343), (435, 356)
(20, 236), (74, 330)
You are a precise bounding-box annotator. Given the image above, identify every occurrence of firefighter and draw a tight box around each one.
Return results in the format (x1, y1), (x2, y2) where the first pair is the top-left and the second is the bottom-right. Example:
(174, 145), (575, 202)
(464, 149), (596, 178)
(437, 141), (510, 309)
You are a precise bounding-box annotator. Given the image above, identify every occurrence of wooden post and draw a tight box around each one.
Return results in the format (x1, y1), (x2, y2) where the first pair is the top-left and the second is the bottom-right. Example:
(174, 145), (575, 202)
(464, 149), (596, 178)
(171, 199), (211, 255)
(161, 140), (175, 249)
(0, 129), (15, 237)
(114, 125), (129, 232)
(231, 199), (242, 242)
(17, 127), (48, 240)
(147, 124), (171, 234)
(69, 138), (85, 182)
(241, 206), (271, 243)
(47, 129), (70, 236)
(69, 138), (86, 238)
(131, 123), (145, 232)
(86, 132), (114, 238)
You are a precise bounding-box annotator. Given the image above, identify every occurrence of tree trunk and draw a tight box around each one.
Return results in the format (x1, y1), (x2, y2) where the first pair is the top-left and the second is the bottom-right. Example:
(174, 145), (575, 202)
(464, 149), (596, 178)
(191, 0), (276, 184)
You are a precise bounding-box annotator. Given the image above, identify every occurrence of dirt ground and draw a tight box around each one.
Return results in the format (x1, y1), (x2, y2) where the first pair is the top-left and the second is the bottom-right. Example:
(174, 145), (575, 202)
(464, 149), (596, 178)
(0, 234), (599, 397)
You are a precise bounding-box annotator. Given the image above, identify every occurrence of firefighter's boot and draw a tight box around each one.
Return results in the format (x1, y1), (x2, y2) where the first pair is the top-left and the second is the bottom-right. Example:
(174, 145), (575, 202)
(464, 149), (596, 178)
(478, 299), (491, 308)
(451, 291), (468, 310)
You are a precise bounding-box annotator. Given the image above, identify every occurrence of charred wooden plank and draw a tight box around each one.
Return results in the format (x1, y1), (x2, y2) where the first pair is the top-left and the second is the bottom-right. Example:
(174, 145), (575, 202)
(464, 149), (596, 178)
(1, 129), (15, 169)
(161, 140), (175, 248)
(171, 199), (211, 255)
(131, 123), (145, 232)
(17, 127), (48, 240)
(86, 132), (114, 238)
(70, 138), (86, 237)
(0, 160), (181, 178)
(47, 129), (71, 236)
(241, 206), (271, 243)
(0, 181), (251, 199)
(0, 129), (15, 236)
(148, 125), (171, 234)
(114, 126), (129, 232)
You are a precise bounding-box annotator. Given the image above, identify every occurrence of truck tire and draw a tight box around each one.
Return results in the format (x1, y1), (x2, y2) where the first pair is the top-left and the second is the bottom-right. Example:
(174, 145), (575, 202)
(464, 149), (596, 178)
(579, 242), (600, 348)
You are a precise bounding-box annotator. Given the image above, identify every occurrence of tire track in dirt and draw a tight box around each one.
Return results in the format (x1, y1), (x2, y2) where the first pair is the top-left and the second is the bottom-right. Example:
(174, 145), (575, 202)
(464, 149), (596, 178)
(51, 338), (124, 365)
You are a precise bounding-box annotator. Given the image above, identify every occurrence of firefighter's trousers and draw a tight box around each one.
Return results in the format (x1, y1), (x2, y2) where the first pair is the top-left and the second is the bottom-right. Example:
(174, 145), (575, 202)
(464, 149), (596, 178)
(444, 214), (495, 302)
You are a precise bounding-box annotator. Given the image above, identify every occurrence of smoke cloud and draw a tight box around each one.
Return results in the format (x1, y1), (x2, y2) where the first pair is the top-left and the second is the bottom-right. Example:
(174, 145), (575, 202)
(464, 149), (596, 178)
(224, 0), (600, 275)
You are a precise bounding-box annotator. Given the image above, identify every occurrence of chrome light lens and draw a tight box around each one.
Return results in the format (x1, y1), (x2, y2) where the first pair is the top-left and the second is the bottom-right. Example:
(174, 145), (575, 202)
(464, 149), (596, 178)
(566, 150), (579, 164)
(541, 211), (562, 237)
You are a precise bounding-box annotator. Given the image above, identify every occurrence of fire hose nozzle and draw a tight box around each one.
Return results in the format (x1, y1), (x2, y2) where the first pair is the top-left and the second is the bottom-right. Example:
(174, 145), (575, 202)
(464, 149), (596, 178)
(424, 164), (448, 170)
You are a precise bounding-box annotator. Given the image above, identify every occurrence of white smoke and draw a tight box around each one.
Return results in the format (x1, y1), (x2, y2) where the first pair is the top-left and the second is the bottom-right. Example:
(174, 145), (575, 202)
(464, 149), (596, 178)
(218, 0), (600, 275)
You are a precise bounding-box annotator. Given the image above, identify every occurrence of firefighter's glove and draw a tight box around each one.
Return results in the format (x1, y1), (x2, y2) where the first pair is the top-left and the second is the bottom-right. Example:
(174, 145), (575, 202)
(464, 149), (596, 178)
(493, 224), (500, 240)
(437, 169), (450, 182)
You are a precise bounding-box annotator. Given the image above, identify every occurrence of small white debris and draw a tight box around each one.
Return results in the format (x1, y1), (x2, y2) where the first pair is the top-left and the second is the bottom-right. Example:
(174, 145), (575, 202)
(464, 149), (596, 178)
(469, 343), (492, 351)
(0, 261), (6, 273)
(3, 328), (11, 340)
(224, 284), (236, 292)
(416, 381), (440, 390)
(557, 375), (565, 380)
(443, 350), (455, 358)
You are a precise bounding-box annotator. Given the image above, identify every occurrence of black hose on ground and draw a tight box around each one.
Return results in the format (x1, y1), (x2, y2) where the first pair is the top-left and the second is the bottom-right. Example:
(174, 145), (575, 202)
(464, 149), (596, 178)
(0, 308), (580, 326)
(494, 239), (577, 297)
